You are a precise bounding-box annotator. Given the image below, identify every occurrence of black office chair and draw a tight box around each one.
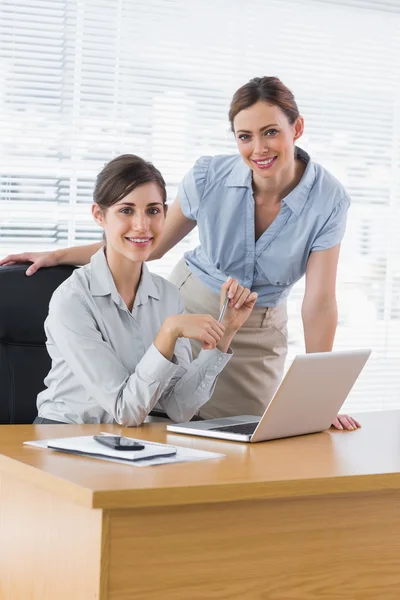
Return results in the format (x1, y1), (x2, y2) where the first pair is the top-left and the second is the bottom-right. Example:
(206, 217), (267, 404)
(0, 263), (76, 424)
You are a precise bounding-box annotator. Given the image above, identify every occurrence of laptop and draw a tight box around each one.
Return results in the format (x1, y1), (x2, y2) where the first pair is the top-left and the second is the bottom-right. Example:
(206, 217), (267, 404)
(167, 349), (371, 443)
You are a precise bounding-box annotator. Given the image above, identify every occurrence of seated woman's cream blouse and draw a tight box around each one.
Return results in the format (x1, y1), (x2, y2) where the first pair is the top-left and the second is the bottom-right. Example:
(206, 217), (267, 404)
(37, 248), (232, 426)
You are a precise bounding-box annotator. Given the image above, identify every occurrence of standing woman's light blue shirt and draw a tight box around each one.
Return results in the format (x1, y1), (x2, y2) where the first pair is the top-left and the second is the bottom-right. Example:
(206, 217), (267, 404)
(178, 147), (350, 307)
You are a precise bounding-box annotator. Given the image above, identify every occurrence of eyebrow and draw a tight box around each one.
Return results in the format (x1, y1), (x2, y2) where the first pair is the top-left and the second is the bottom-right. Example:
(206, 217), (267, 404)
(236, 123), (279, 134)
(117, 201), (164, 207)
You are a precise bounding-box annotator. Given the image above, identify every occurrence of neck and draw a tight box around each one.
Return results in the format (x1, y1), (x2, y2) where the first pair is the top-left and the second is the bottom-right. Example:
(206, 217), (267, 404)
(105, 247), (142, 311)
(252, 156), (303, 203)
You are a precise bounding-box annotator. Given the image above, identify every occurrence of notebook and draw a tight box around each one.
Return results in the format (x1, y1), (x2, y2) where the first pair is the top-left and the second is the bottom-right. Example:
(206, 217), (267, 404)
(27, 435), (177, 463)
(24, 434), (225, 467)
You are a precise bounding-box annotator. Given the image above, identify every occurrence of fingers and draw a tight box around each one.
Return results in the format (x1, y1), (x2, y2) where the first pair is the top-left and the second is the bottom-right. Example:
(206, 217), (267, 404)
(201, 320), (226, 348)
(221, 277), (242, 304)
(331, 418), (343, 430)
(227, 281), (246, 308)
(226, 279), (239, 304)
(195, 315), (225, 348)
(0, 260), (16, 267)
(332, 415), (361, 431)
(204, 323), (223, 345)
(0, 253), (38, 276)
(202, 332), (218, 349)
(221, 278), (257, 310)
(26, 262), (41, 276)
(231, 287), (258, 310)
(338, 415), (355, 430)
(340, 415), (361, 430)
(0, 254), (22, 266)
(210, 315), (225, 333)
(203, 340), (215, 350)
(245, 292), (258, 307)
(220, 276), (233, 297)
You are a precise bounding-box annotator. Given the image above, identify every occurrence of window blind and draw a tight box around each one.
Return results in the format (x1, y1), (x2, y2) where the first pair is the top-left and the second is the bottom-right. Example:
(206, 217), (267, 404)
(1, 0), (399, 412)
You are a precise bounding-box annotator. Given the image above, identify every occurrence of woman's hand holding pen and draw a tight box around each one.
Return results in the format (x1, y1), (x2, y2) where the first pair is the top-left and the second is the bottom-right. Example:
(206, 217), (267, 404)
(219, 277), (258, 333)
(167, 314), (226, 349)
(155, 277), (257, 360)
(155, 314), (226, 360)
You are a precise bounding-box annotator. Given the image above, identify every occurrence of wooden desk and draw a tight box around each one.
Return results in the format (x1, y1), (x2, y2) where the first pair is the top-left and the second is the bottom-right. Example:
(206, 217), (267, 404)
(1, 411), (400, 599)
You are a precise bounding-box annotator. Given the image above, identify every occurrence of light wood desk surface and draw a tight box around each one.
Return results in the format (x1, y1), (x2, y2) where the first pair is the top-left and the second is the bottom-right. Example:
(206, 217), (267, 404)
(1, 410), (400, 510)
(1, 411), (400, 599)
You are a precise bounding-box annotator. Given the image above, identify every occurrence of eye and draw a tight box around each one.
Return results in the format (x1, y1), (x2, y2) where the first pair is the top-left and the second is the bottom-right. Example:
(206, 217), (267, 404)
(119, 207), (132, 215)
(265, 129), (278, 136)
(147, 207), (161, 215)
(237, 134), (251, 141)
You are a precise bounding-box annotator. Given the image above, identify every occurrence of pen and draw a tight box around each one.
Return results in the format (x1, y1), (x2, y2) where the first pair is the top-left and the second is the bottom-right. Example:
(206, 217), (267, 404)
(218, 294), (229, 323)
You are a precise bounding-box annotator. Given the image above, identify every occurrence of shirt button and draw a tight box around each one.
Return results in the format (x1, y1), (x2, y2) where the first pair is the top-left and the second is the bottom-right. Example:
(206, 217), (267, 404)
(201, 383), (206, 389)
(218, 358), (222, 363)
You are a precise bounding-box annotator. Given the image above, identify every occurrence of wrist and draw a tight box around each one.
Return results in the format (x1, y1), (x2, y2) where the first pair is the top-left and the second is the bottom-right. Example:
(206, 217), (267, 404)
(222, 324), (238, 338)
(161, 316), (180, 341)
(217, 327), (235, 353)
(53, 248), (65, 265)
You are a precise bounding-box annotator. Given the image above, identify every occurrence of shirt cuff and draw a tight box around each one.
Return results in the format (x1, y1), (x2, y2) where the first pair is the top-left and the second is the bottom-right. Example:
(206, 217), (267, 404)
(137, 344), (181, 382)
(196, 346), (233, 373)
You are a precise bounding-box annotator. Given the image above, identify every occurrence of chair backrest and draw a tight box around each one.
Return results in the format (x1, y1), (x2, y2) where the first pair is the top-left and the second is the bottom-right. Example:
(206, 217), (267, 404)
(0, 263), (76, 424)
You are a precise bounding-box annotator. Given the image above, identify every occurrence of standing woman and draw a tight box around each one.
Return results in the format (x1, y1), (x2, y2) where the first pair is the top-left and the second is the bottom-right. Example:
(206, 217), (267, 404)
(2, 77), (359, 430)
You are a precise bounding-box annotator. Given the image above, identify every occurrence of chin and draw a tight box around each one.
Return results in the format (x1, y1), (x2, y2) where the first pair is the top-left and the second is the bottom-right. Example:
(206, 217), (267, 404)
(126, 248), (152, 262)
(110, 244), (149, 263)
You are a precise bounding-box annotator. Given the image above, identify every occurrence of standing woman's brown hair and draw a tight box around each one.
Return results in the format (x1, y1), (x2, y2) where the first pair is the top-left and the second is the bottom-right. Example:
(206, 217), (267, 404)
(228, 76), (300, 130)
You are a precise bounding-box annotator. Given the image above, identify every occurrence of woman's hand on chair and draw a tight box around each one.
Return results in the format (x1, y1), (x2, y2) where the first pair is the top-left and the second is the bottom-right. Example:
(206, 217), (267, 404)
(0, 251), (59, 275)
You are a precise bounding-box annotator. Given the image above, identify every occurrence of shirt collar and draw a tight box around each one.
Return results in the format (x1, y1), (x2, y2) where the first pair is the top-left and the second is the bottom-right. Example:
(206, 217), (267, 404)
(225, 155), (253, 188)
(282, 146), (315, 217)
(224, 146), (315, 217)
(90, 248), (160, 309)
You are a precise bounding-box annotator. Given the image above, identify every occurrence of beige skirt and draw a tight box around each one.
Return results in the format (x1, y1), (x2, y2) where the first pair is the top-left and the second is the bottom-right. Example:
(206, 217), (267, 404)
(169, 259), (288, 420)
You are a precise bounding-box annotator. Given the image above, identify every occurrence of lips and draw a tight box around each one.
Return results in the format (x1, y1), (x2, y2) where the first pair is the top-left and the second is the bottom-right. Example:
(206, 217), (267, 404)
(252, 156), (277, 170)
(125, 237), (153, 248)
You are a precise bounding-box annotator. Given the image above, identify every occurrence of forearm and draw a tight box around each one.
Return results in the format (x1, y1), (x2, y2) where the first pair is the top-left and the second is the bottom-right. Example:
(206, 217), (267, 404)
(302, 299), (338, 353)
(56, 242), (103, 266)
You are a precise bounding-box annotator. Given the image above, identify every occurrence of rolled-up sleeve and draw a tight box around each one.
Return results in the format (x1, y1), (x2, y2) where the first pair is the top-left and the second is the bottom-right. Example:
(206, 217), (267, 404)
(157, 339), (232, 423)
(178, 155), (212, 221)
(311, 194), (350, 252)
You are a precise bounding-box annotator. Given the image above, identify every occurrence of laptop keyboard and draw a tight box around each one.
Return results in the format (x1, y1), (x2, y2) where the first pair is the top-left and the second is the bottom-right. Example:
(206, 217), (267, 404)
(210, 422), (259, 435)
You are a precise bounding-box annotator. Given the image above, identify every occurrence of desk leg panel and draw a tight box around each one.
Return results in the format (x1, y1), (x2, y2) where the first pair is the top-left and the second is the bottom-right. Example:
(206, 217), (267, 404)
(0, 471), (105, 600)
(107, 491), (400, 600)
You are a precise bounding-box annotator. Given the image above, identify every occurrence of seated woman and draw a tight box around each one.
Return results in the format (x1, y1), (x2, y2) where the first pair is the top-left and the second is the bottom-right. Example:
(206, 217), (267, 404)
(34, 154), (257, 425)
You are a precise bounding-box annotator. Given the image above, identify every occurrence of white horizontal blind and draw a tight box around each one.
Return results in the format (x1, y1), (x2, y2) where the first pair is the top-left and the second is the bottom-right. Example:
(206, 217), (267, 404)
(1, 0), (400, 412)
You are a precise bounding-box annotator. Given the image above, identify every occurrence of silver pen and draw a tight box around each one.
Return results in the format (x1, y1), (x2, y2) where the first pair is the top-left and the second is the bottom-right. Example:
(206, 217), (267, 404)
(218, 294), (229, 323)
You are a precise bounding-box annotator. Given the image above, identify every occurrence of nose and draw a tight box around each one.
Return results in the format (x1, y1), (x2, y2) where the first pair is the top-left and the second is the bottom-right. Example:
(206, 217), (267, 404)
(253, 135), (268, 156)
(132, 211), (149, 232)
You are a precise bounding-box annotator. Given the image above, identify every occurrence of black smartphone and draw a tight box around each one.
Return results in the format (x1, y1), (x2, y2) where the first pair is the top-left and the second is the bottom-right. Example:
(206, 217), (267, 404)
(93, 435), (145, 451)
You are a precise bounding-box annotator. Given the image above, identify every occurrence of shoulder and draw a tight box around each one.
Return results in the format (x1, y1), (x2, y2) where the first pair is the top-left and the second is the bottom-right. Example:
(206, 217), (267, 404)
(179, 154), (243, 210)
(190, 154), (242, 183)
(308, 159), (350, 217)
(198, 153), (242, 180)
(49, 266), (92, 315)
